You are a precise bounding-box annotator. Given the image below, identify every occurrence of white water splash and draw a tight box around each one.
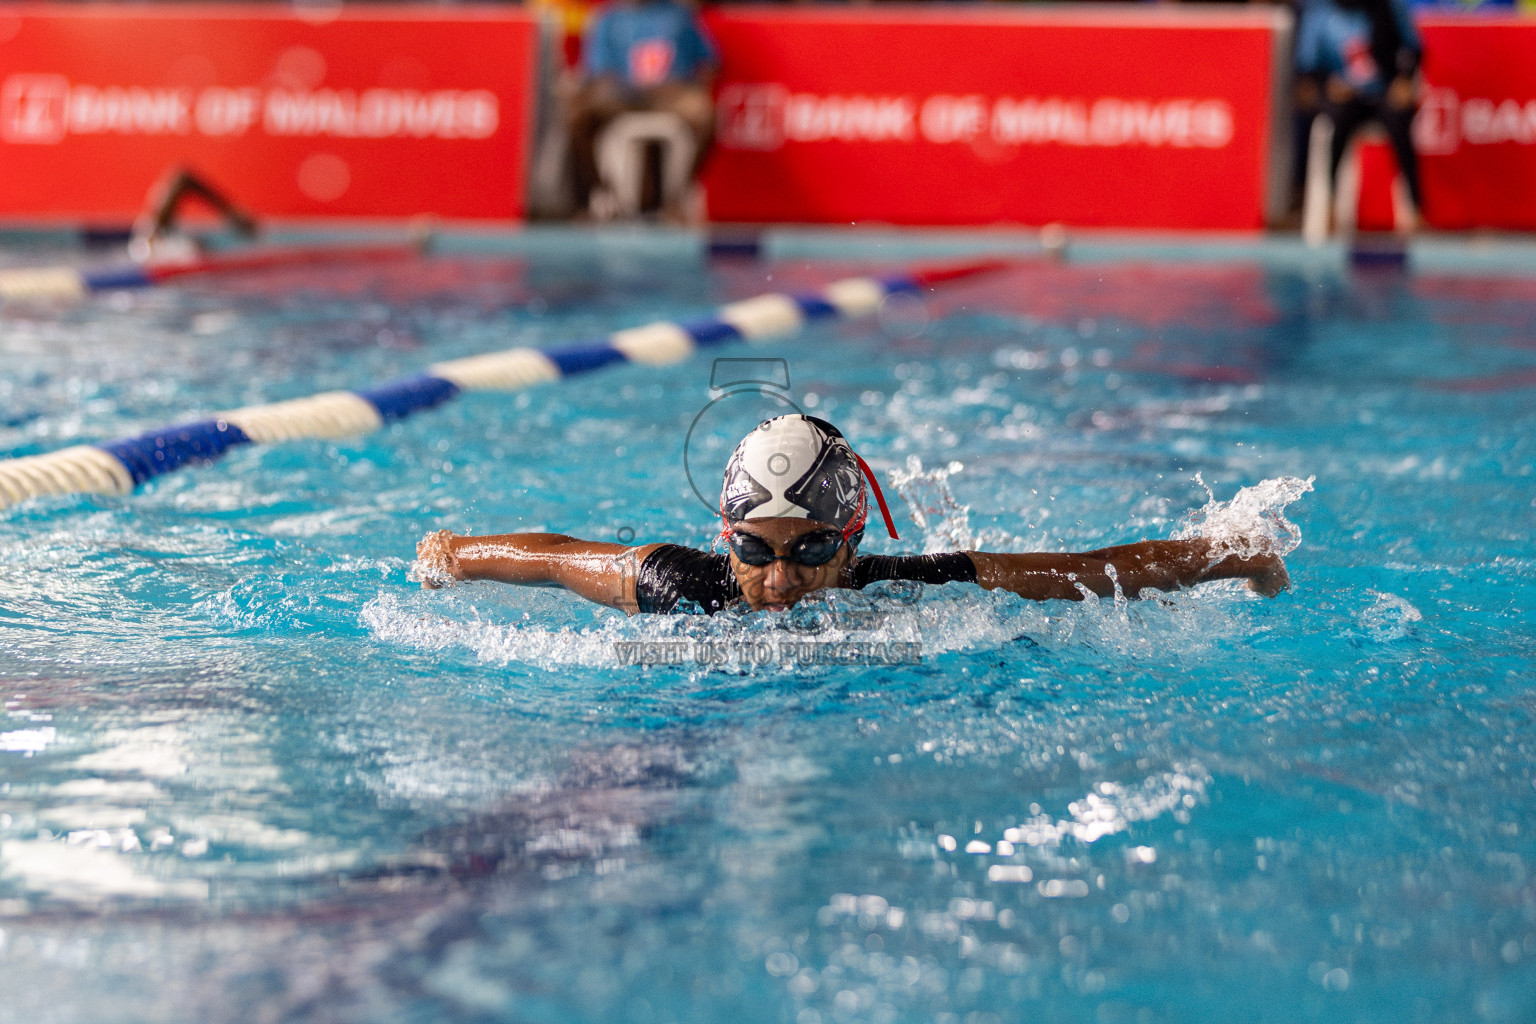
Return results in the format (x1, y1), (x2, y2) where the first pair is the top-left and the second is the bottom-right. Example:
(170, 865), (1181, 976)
(363, 574), (1268, 675)
(1358, 591), (1422, 642)
(364, 582), (1068, 671)
(362, 591), (630, 669)
(888, 456), (1015, 553)
(1173, 473), (1315, 561)
(407, 529), (462, 588)
(890, 456), (974, 552)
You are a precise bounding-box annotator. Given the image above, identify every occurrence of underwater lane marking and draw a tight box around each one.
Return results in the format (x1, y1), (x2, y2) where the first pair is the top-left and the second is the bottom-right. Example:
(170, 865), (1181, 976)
(141, 244), (420, 284)
(1429, 367), (1536, 392)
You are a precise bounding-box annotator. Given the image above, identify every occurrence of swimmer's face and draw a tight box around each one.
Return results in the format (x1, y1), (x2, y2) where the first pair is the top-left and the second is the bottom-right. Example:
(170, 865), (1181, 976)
(727, 517), (853, 612)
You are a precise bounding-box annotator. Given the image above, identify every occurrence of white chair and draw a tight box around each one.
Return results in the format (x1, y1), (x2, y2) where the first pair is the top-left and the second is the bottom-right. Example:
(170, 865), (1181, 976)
(1301, 114), (1335, 247)
(1303, 116), (1416, 246)
(593, 111), (697, 220)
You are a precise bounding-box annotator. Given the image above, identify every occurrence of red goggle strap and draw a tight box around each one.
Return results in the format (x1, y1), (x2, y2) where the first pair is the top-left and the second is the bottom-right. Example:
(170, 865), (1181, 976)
(853, 453), (900, 540)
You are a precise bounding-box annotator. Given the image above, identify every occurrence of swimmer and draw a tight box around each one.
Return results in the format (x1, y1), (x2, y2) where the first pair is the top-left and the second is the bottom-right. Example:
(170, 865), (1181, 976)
(129, 166), (259, 265)
(412, 415), (1289, 614)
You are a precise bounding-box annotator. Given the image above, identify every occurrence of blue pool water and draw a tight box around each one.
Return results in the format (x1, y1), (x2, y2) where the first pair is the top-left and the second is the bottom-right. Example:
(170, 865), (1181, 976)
(1, 232), (1534, 1023)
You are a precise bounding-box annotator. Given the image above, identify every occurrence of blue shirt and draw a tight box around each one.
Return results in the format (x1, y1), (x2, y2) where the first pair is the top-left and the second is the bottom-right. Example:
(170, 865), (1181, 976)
(584, 1), (718, 89)
(1295, 0), (1422, 100)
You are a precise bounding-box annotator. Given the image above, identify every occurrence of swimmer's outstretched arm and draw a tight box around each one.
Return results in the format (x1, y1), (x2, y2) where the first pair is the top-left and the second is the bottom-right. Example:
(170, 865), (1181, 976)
(413, 531), (660, 613)
(967, 538), (1289, 602)
(134, 166), (258, 243)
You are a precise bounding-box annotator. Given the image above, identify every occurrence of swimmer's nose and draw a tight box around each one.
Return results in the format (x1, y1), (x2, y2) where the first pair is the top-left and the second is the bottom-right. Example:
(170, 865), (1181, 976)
(764, 559), (798, 589)
(762, 560), (805, 601)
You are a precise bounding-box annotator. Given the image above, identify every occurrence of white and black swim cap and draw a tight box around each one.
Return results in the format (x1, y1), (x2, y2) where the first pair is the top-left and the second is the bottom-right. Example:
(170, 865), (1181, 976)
(720, 415), (882, 545)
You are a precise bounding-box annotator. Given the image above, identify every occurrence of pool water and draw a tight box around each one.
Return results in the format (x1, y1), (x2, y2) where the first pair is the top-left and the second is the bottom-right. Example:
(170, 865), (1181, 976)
(1, 233), (1534, 1024)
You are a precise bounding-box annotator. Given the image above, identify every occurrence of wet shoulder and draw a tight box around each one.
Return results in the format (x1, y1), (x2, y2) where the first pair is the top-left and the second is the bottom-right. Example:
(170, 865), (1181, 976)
(636, 544), (739, 615)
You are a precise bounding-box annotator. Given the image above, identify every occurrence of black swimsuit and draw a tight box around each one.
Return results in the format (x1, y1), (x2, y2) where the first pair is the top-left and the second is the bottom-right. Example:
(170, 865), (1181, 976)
(635, 544), (977, 614)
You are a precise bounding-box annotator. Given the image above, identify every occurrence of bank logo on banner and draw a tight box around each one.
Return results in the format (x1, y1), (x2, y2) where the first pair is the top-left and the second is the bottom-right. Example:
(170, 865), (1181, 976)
(1414, 87), (1461, 155)
(717, 83), (1234, 152)
(718, 83), (787, 151)
(2, 74), (69, 144)
(0, 73), (499, 145)
(1413, 85), (1536, 156)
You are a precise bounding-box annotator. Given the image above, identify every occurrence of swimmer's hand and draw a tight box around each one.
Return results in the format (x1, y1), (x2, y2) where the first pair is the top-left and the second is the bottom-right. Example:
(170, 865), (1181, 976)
(1242, 551), (1290, 598)
(411, 529), (467, 589)
(1186, 541), (1292, 598)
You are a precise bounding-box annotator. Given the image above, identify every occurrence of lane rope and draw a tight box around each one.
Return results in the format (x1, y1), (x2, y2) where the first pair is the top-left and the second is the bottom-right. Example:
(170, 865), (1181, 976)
(0, 242), (421, 303)
(0, 259), (1007, 509)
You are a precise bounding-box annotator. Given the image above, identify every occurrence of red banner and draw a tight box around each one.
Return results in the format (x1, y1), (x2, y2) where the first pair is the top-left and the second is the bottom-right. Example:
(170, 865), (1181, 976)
(1415, 16), (1536, 231)
(700, 8), (1281, 229)
(0, 5), (537, 221)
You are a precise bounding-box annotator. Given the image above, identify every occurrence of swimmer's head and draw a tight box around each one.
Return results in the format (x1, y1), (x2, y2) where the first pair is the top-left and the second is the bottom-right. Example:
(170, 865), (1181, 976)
(719, 414), (869, 548)
(719, 415), (900, 611)
(716, 415), (860, 610)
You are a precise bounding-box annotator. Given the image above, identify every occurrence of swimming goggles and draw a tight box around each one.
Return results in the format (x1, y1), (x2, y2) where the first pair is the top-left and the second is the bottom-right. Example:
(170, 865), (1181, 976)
(727, 527), (845, 568)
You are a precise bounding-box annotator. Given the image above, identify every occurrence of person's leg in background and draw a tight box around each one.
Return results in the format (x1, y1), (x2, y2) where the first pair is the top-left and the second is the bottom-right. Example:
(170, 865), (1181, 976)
(1377, 99), (1424, 216)
(568, 78), (629, 213)
(1289, 76), (1322, 220)
(1325, 95), (1375, 192)
(647, 81), (715, 213)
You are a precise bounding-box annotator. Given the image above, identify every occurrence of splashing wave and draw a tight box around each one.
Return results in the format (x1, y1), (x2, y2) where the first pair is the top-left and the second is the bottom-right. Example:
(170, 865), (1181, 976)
(1174, 473), (1314, 560)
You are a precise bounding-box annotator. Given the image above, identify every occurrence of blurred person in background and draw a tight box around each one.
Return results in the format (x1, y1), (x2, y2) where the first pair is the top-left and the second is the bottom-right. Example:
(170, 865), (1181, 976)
(568, 0), (718, 221)
(531, 0), (598, 71)
(1294, 0), (1424, 225)
(129, 165), (258, 264)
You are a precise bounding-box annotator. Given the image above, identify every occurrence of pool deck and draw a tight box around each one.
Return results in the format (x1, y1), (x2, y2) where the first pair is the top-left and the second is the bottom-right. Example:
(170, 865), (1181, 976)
(4, 223), (1536, 275)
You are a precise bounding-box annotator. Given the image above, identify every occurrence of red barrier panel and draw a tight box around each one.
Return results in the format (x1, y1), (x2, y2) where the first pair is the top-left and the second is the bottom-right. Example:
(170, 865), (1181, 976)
(700, 7), (1282, 229)
(0, 5), (537, 221)
(1415, 16), (1536, 231)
